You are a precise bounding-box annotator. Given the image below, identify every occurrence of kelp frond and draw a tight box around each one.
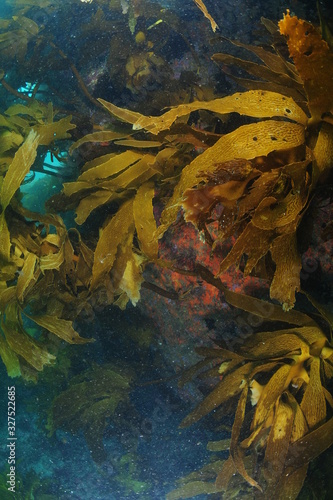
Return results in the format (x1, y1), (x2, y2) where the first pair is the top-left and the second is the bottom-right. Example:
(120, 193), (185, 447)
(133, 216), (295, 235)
(279, 10), (333, 126)
(192, 0), (219, 33)
(90, 89), (309, 310)
(0, 109), (93, 380)
(211, 19), (306, 106)
(169, 299), (333, 499)
(73, 12), (333, 311)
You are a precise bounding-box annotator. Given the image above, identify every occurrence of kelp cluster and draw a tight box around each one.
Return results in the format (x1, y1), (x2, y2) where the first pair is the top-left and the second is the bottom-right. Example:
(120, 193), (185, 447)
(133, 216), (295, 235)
(52, 10), (333, 498)
(0, 0), (216, 376)
(0, 102), (96, 379)
(58, 11), (333, 313)
(168, 297), (333, 499)
(0, 2), (332, 498)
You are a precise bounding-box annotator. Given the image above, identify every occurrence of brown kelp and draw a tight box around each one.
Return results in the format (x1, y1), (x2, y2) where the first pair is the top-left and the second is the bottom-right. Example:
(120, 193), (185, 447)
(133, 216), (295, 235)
(0, 0), (208, 378)
(0, 118), (96, 379)
(60, 12), (333, 312)
(53, 11), (333, 498)
(0, 5), (332, 498)
(167, 15), (333, 497)
(167, 294), (333, 498)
